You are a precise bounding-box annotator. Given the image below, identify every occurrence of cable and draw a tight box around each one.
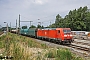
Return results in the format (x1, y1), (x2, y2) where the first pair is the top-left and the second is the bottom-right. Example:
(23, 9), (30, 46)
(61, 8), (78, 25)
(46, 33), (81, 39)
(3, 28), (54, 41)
(20, 15), (32, 21)
(20, 12), (62, 26)
(20, 14), (56, 21)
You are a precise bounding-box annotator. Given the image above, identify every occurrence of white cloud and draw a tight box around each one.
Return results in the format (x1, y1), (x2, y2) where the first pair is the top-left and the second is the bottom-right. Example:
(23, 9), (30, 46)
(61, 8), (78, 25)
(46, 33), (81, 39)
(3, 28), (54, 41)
(35, 0), (43, 4)
(33, 0), (48, 5)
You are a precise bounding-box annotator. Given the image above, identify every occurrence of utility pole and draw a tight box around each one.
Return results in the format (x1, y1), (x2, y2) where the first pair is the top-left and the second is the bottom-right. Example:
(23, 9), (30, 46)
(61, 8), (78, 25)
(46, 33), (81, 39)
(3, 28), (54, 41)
(19, 14), (20, 28)
(4, 22), (9, 56)
(10, 22), (11, 32)
(50, 21), (51, 28)
(7, 23), (8, 34)
(30, 21), (33, 28)
(16, 19), (17, 34)
(19, 14), (20, 34)
(38, 22), (41, 26)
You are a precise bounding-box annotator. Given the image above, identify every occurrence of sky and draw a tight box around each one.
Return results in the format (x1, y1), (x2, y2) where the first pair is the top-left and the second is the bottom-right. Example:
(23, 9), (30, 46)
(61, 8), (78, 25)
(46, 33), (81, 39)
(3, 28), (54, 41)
(0, 0), (90, 28)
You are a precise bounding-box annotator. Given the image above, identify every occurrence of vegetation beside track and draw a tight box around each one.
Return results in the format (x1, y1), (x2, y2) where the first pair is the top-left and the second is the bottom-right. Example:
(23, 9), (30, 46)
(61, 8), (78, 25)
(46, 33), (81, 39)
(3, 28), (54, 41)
(0, 33), (83, 60)
(0, 30), (3, 35)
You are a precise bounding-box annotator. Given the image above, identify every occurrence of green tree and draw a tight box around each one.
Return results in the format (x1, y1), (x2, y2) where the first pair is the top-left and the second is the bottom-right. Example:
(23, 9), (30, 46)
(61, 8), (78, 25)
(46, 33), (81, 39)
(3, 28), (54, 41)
(37, 24), (41, 28)
(22, 26), (27, 29)
(55, 14), (63, 28)
(49, 23), (56, 28)
(29, 25), (36, 28)
(50, 6), (90, 31)
(63, 6), (89, 31)
(41, 25), (44, 28)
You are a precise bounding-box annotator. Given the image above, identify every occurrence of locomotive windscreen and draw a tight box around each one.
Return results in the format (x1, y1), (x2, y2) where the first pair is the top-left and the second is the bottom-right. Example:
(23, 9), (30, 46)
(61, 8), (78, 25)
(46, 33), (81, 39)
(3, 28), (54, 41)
(63, 30), (71, 33)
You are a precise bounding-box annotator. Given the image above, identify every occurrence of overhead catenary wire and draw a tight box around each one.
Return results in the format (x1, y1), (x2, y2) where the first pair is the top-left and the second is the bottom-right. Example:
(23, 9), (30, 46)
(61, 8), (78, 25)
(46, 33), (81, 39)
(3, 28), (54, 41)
(20, 14), (56, 26)
(20, 14), (56, 21)
(19, 12), (64, 26)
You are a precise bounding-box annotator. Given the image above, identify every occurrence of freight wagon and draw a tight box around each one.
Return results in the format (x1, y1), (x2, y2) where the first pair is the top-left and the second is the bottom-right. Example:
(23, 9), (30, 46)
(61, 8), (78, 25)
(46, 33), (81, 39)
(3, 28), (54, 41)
(20, 29), (28, 35)
(27, 28), (37, 38)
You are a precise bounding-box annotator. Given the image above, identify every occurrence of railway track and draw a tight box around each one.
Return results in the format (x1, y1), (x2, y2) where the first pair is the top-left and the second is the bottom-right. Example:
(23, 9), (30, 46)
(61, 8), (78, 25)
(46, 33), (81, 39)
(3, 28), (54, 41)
(73, 39), (90, 46)
(73, 39), (90, 52)
(68, 43), (90, 52)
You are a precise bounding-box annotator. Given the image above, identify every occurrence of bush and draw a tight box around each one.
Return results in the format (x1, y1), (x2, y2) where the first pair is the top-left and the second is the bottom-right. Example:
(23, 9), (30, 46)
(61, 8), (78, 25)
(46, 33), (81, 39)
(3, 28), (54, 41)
(56, 49), (72, 60)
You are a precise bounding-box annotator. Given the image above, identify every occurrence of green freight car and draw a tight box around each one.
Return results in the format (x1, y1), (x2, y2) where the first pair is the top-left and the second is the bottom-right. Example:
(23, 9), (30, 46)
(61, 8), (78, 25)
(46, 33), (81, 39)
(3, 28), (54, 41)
(20, 29), (28, 35)
(20, 28), (38, 38)
(28, 28), (37, 38)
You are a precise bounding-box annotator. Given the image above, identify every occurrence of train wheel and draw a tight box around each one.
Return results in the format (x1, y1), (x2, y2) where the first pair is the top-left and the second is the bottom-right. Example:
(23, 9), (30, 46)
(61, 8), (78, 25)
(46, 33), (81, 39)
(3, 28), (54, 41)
(48, 38), (50, 42)
(68, 41), (71, 45)
(58, 41), (63, 45)
(60, 41), (64, 45)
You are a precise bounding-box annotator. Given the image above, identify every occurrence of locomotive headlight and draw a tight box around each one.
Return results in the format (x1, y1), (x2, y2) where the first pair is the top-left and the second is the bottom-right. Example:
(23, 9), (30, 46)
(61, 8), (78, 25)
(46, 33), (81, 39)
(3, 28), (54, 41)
(64, 34), (72, 37)
(70, 35), (72, 36)
(64, 35), (67, 37)
(25, 33), (26, 34)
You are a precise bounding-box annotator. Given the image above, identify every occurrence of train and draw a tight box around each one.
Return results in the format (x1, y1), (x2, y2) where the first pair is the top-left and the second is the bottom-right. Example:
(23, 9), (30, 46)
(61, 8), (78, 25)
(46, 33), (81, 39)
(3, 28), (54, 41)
(19, 28), (73, 44)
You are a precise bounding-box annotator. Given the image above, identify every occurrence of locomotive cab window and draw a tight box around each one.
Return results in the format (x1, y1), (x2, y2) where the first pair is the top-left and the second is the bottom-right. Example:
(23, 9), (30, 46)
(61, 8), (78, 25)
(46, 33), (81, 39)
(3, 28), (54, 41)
(58, 30), (60, 33)
(63, 30), (71, 33)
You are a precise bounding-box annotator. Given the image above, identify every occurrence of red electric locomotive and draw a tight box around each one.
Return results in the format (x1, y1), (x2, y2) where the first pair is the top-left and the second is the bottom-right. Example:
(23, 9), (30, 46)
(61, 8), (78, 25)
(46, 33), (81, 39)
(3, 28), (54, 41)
(37, 28), (73, 44)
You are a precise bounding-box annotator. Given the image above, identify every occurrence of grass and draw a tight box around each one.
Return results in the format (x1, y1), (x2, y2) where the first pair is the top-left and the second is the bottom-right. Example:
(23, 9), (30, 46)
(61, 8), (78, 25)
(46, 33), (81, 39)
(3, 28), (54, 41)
(0, 32), (83, 60)
(56, 49), (72, 60)
(45, 48), (83, 60)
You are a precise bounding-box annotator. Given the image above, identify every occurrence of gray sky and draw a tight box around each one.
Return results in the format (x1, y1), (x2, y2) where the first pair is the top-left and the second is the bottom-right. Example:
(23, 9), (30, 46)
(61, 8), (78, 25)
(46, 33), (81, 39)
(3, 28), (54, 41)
(0, 0), (90, 28)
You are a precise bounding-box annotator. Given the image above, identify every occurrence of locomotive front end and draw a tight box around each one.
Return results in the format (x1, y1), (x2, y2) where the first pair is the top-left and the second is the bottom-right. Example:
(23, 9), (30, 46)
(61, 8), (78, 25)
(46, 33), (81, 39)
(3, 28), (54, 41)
(63, 28), (73, 43)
